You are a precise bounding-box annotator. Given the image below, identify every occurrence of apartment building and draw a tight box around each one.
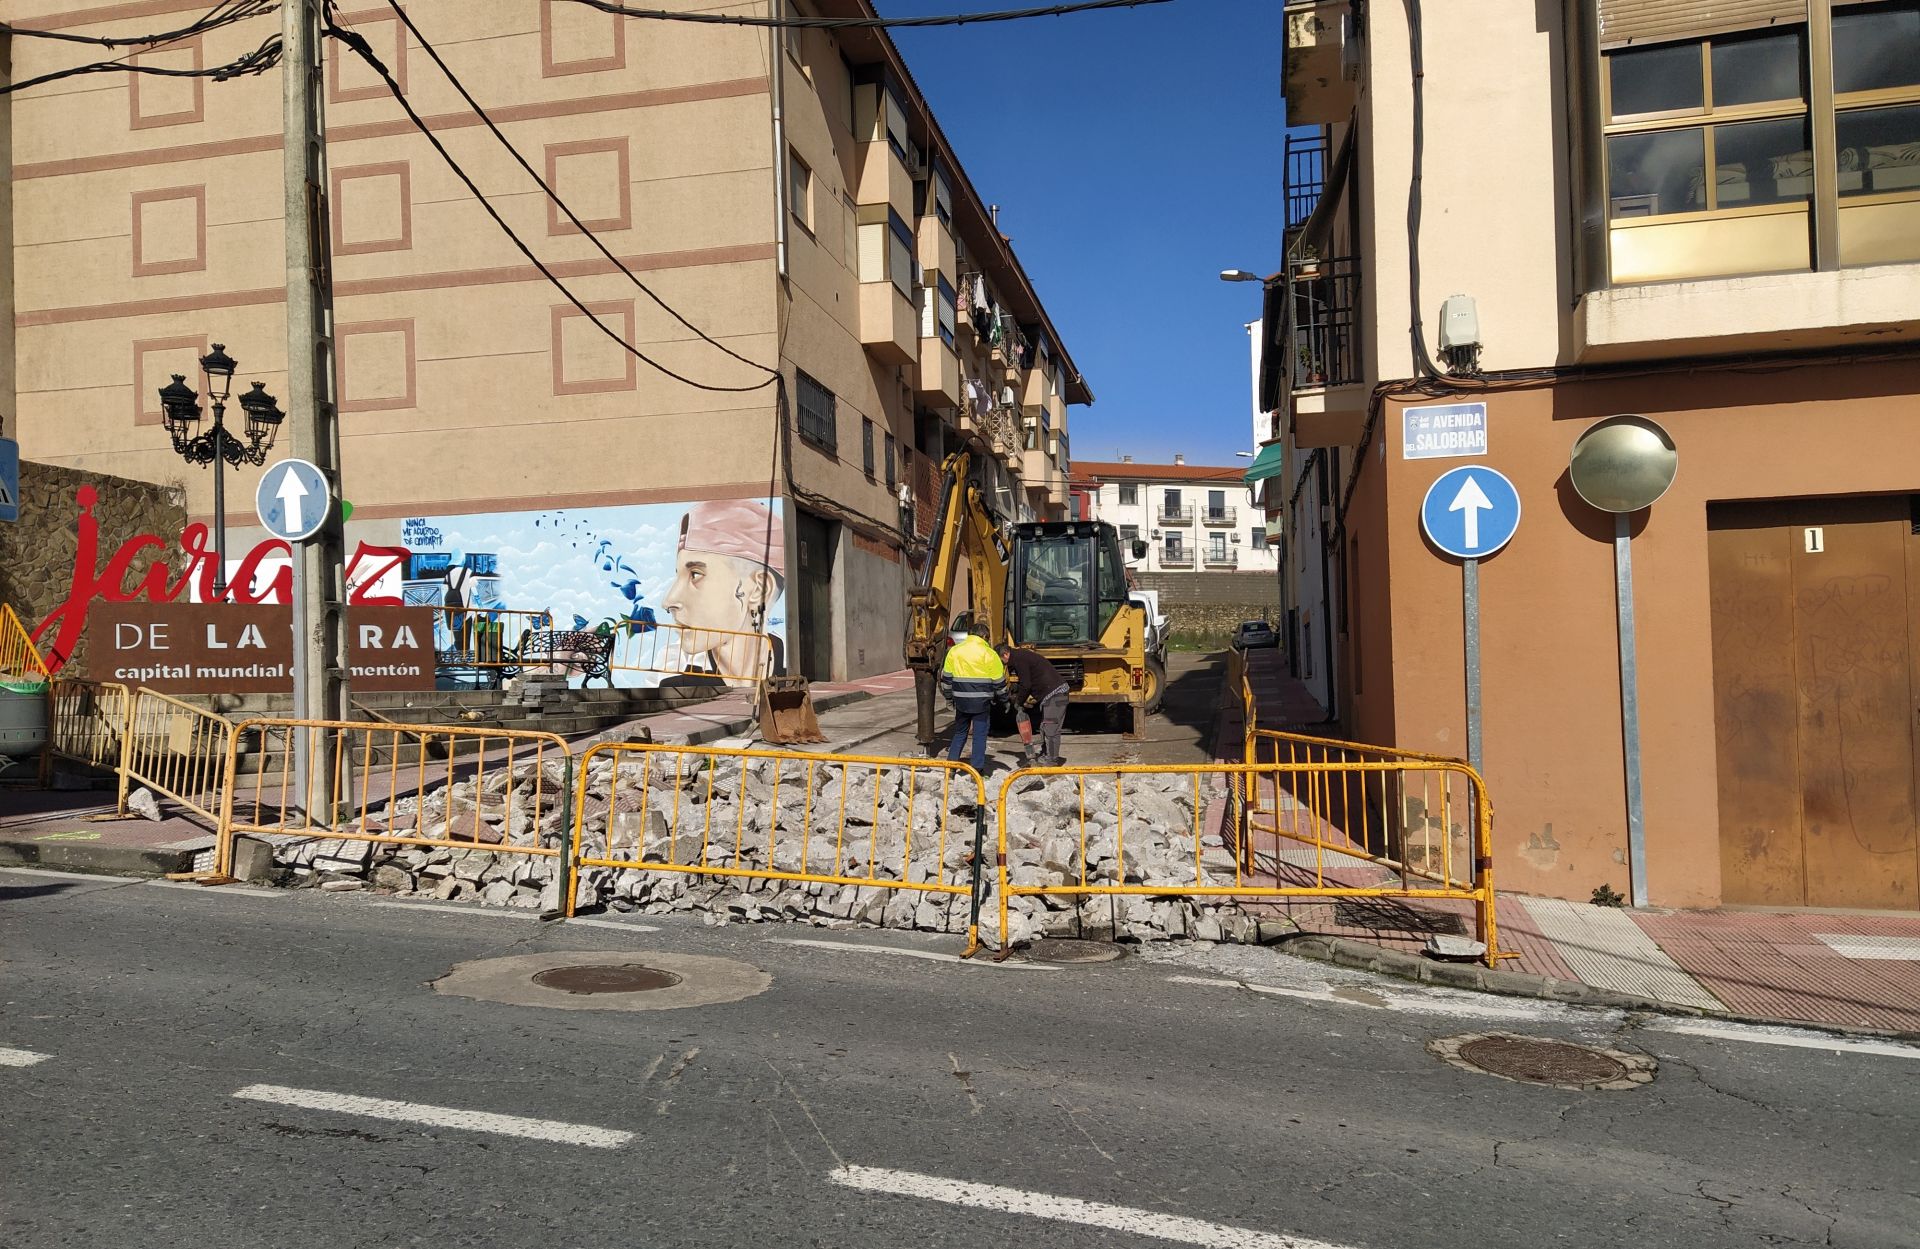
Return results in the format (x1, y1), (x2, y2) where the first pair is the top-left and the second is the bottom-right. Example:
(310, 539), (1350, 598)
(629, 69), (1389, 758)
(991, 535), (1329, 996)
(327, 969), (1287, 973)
(1266, 1), (1920, 909)
(0, 0), (1083, 685)
(1076, 457), (1280, 576)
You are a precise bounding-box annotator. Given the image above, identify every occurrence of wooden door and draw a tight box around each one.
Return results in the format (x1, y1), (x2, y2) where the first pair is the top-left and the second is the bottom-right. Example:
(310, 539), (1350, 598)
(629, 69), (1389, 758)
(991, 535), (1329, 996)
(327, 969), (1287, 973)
(793, 511), (836, 682)
(1708, 497), (1920, 909)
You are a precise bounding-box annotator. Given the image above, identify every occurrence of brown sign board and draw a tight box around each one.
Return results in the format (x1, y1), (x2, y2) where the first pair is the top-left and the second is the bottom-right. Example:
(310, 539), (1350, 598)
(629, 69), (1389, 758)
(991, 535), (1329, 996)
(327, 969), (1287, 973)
(87, 603), (435, 693)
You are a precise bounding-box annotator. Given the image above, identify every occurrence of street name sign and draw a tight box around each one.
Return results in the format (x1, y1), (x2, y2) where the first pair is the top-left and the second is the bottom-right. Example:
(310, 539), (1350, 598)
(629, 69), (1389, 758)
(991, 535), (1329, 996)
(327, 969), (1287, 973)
(256, 457), (329, 542)
(1402, 402), (1487, 460)
(1420, 465), (1520, 559)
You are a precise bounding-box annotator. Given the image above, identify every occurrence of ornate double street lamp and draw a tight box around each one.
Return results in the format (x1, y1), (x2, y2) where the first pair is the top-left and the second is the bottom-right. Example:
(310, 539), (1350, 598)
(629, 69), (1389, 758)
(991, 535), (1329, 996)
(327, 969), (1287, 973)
(157, 344), (284, 599)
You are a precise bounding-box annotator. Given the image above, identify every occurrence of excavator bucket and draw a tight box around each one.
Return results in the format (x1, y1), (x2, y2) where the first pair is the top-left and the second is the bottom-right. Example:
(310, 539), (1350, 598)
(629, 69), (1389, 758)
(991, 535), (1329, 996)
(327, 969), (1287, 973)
(758, 675), (825, 744)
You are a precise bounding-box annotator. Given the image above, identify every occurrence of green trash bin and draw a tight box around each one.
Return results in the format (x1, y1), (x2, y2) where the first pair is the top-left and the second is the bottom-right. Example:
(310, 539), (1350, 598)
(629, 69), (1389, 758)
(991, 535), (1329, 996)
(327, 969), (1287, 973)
(0, 678), (49, 773)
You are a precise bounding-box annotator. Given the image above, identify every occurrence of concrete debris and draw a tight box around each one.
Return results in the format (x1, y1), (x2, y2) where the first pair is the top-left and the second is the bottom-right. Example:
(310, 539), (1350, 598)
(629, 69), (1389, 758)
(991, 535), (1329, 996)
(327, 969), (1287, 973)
(267, 754), (1275, 948)
(126, 787), (162, 822)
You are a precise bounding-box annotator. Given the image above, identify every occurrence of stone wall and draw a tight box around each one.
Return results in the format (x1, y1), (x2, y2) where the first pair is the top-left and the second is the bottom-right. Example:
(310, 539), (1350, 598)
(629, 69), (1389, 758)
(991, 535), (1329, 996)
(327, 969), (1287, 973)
(1136, 572), (1281, 647)
(0, 461), (185, 670)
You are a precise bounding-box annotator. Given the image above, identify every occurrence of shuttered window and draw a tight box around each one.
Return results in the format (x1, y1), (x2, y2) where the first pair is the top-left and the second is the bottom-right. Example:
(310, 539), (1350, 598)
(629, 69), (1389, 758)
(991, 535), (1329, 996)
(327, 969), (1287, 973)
(1599, 0), (1804, 46)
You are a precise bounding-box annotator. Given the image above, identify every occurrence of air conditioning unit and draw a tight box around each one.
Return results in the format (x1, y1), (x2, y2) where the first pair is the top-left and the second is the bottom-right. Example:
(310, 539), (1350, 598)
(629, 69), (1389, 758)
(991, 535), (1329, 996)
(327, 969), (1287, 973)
(1150, 529), (1162, 540)
(1231, 532), (1242, 543)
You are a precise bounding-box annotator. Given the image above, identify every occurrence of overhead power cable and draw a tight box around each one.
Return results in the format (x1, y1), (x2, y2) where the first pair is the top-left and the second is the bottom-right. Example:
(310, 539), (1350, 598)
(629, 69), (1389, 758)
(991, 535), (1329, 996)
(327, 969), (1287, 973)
(561, 0), (1173, 28)
(0, 1), (275, 48)
(373, 0), (776, 379)
(326, 21), (776, 395)
(0, 33), (281, 96)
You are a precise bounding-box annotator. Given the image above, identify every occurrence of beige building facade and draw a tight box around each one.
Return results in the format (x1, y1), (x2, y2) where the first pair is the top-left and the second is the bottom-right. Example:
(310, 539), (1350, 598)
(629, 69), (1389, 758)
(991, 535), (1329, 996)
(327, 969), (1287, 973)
(1266, 1), (1920, 909)
(1, 0), (1083, 684)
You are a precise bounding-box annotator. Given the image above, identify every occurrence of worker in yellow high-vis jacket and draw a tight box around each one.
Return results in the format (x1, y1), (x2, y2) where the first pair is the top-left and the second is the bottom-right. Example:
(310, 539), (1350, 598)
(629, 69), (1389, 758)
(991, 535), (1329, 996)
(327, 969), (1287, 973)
(940, 620), (1007, 774)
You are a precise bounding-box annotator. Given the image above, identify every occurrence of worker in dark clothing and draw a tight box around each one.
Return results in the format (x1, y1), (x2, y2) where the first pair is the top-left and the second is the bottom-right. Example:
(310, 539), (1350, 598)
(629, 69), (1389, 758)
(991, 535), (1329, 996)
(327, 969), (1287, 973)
(998, 642), (1068, 767)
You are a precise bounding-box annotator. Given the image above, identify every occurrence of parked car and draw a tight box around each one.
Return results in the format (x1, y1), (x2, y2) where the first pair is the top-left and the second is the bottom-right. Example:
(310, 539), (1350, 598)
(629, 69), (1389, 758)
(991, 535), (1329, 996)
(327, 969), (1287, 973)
(1232, 620), (1279, 650)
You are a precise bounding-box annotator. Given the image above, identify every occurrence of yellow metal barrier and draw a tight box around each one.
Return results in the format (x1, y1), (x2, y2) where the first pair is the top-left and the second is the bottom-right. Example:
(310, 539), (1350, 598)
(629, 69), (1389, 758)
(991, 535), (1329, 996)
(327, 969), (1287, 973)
(215, 718), (573, 877)
(117, 687), (237, 824)
(995, 758), (1500, 966)
(429, 606), (552, 671)
(568, 742), (989, 951)
(0, 604), (51, 682)
(47, 678), (132, 775)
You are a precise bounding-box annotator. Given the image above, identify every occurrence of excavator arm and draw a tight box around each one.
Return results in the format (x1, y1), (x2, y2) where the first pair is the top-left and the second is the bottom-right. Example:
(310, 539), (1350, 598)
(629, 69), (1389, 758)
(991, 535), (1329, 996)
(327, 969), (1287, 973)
(905, 449), (1010, 747)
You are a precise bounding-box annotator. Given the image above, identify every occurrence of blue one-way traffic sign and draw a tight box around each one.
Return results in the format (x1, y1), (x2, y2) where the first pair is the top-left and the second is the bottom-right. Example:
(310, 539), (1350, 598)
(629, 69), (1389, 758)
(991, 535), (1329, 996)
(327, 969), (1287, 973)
(256, 457), (330, 542)
(1420, 465), (1520, 559)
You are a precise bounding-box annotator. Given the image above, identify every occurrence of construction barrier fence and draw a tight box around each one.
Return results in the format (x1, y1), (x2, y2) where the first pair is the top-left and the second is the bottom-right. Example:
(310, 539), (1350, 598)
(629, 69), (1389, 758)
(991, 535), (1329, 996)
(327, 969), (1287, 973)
(994, 754), (1499, 966)
(215, 719), (573, 878)
(47, 679), (132, 775)
(567, 742), (989, 951)
(116, 687), (238, 824)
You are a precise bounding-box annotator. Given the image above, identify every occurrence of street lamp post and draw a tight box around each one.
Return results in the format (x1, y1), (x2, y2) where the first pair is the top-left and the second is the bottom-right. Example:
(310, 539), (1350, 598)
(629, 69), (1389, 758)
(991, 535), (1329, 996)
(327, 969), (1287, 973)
(157, 344), (286, 600)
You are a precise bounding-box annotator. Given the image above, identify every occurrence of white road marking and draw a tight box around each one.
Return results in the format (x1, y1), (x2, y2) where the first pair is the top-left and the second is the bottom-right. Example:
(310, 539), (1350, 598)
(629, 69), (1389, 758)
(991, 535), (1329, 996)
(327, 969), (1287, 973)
(0, 866), (130, 883)
(1519, 896), (1724, 1010)
(231, 1084), (632, 1148)
(0, 1047), (52, 1067)
(772, 937), (1059, 971)
(1814, 933), (1920, 961)
(829, 1165), (1351, 1249)
(368, 901), (533, 920)
(1650, 1020), (1920, 1060)
(564, 917), (663, 934)
(1167, 974), (1570, 1022)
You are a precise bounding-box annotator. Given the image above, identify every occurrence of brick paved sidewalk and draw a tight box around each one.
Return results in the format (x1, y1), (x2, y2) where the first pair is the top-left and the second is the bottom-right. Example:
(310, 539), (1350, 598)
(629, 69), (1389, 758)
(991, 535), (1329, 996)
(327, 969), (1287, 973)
(1237, 666), (1920, 1035)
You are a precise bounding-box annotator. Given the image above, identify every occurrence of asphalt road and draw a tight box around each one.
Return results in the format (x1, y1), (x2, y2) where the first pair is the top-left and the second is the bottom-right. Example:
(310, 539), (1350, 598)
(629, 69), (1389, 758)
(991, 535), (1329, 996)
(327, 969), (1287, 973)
(4, 867), (1915, 1249)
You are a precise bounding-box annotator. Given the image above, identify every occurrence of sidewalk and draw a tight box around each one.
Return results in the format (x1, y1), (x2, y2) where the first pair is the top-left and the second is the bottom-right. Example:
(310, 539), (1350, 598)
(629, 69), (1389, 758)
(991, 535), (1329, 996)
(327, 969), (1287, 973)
(0, 670), (913, 878)
(1237, 665), (1920, 1037)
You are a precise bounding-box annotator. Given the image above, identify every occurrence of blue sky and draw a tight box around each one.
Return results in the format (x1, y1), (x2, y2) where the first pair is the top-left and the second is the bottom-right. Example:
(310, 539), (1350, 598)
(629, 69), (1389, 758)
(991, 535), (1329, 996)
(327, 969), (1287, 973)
(892, 0), (1285, 469)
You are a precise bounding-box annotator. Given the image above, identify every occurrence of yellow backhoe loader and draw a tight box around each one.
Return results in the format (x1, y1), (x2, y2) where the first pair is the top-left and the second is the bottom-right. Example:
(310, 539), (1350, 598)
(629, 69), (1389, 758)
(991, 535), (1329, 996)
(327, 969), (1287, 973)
(906, 450), (1163, 748)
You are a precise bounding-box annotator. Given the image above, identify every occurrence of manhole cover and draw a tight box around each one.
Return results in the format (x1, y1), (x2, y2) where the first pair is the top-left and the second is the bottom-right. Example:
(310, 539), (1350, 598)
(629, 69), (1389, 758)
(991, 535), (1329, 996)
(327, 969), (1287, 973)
(531, 964), (682, 995)
(1428, 1032), (1656, 1091)
(1027, 938), (1124, 964)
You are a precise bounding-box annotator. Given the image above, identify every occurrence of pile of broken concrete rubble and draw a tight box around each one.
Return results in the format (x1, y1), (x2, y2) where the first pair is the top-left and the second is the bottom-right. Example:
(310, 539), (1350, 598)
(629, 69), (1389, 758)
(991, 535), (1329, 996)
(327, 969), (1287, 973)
(262, 752), (1276, 947)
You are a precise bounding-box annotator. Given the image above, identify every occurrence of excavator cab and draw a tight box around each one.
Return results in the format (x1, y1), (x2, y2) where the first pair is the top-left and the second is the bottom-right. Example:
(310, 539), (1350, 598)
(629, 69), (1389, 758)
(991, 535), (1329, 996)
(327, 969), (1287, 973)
(1010, 522), (1129, 650)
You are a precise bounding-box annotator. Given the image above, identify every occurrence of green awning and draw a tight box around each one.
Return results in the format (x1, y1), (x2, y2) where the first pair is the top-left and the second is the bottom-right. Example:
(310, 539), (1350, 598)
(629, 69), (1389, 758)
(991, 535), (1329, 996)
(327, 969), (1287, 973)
(1243, 442), (1285, 484)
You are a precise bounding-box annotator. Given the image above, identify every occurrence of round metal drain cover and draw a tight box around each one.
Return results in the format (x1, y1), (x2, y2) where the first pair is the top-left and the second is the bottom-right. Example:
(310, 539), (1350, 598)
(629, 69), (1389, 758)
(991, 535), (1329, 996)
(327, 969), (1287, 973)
(531, 963), (682, 995)
(1429, 1032), (1656, 1091)
(1026, 938), (1124, 964)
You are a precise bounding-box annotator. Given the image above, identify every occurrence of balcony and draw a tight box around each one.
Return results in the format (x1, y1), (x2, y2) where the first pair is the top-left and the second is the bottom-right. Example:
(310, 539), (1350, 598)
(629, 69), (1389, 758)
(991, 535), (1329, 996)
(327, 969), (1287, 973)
(1285, 130), (1327, 235)
(1160, 546), (1194, 568)
(1283, 1), (1356, 127)
(1158, 503), (1194, 525)
(1286, 254), (1368, 447)
(1204, 549), (1239, 569)
(1202, 506), (1238, 527)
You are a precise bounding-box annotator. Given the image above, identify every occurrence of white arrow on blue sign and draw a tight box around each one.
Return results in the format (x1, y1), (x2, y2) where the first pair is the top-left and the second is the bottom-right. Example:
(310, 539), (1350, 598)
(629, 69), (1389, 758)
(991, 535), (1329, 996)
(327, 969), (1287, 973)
(1420, 465), (1521, 559)
(255, 457), (330, 542)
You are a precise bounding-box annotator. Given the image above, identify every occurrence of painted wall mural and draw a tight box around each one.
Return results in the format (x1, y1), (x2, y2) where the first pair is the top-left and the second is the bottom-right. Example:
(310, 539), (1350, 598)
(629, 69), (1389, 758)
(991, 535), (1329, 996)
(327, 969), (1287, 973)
(367, 498), (788, 690)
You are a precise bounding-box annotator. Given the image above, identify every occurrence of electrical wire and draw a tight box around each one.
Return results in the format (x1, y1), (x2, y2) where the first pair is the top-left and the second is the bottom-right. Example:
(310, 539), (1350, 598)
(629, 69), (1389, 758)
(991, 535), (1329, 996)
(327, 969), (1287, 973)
(0, 1), (274, 49)
(372, 0), (778, 380)
(325, 20), (776, 394)
(563, 0), (1173, 29)
(0, 33), (281, 95)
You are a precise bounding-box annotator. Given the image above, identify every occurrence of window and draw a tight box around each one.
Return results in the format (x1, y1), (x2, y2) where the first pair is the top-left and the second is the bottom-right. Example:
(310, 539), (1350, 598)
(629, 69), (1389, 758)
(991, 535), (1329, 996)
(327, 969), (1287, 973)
(858, 209), (916, 295)
(1207, 489), (1226, 520)
(1603, 27), (1811, 222)
(796, 370), (837, 454)
(1163, 532), (1184, 561)
(885, 432), (898, 490)
(1209, 533), (1227, 560)
(1118, 483), (1138, 506)
(1595, 5), (1920, 279)
(933, 163), (953, 226)
(936, 276), (956, 345)
(862, 417), (876, 477)
(1119, 524), (1140, 546)
(788, 151), (811, 232)
(1162, 489), (1183, 519)
(1251, 528), (1268, 551)
(883, 85), (909, 160)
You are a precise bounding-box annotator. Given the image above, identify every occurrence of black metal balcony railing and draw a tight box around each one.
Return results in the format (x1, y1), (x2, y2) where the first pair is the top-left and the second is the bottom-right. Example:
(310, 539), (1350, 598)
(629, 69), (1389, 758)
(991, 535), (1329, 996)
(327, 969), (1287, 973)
(1284, 129), (1328, 234)
(1158, 504), (1195, 525)
(1288, 255), (1360, 390)
(1204, 548), (1238, 569)
(1160, 545), (1194, 567)
(1202, 506), (1237, 527)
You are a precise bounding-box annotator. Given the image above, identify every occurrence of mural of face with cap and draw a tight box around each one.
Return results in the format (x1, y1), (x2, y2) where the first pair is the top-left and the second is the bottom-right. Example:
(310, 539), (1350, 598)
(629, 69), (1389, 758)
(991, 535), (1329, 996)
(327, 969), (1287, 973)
(663, 499), (785, 683)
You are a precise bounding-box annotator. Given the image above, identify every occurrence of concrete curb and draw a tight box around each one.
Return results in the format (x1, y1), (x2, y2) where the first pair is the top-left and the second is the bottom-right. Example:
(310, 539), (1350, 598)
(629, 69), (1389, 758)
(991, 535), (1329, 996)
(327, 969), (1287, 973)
(0, 840), (196, 877)
(1279, 932), (1920, 1045)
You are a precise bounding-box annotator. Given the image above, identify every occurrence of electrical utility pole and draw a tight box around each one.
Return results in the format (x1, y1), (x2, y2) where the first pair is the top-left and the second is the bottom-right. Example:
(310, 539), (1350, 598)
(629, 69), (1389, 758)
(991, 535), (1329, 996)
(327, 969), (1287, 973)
(282, 1), (351, 809)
